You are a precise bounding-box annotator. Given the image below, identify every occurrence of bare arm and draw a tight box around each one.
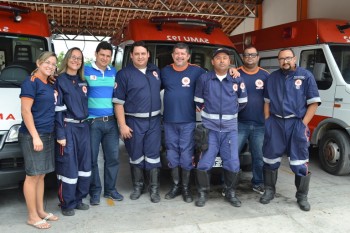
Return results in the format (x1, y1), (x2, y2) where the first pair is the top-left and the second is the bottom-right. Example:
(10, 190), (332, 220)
(302, 102), (319, 126)
(229, 67), (240, 78)
(114, 103), (133, 139)
(21, 97), (43, 151)
(264, 102), (270, 119)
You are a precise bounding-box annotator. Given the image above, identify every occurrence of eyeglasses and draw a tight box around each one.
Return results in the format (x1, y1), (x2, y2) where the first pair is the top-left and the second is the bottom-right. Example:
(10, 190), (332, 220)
(43, 60), (57, 68)
(70, 56), (83, 62)
(243, 53), (258, 58)
(278, 56), (294, 62)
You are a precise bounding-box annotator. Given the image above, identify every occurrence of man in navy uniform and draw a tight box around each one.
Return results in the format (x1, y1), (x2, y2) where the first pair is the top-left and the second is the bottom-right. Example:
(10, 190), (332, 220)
(114, 41), (162, 203)
(194, 48), (247, 207)
(261, 48), (321, 211)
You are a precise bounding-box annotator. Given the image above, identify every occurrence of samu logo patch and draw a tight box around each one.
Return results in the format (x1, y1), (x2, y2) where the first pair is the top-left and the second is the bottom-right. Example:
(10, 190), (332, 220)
(153, 71), (159, 80)
(295, 79), (302, 89)
(182, 77), (190, 87)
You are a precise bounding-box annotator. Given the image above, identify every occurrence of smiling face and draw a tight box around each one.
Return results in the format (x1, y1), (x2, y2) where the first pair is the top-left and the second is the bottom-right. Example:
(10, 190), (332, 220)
(242, 47), (259, 70)
(67, 49), (83, 74)
(95, 48), (112, 71)
(172, 48), (190, 68)
(278, 49), (297, 72)
(37, 55), (57, 78)
(130, 46), (150, 69)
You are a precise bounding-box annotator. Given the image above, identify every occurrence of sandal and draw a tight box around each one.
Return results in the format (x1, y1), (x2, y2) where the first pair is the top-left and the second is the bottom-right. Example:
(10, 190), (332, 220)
(27, 219), (51, 229)
(43, 213), (59, 221)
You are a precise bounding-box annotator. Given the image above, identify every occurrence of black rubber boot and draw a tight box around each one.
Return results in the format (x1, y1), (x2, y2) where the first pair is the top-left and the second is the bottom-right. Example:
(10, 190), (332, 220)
(148, 168), (161, 203)
(223, 170), (241, 207)
(295, 172), (311, 211)
(165, 167), (181, 199)
(195, 169), (210, 207)
(130, 166), (144, 200)
(181, 169), (193, 203)
(260, 169), (278, 204)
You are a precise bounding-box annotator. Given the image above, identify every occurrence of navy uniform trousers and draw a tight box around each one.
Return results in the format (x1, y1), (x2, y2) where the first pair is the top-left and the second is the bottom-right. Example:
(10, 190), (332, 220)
(56, 121), (91, 210)
(124, 115), (161, 170)
(263, 115), (310, 176)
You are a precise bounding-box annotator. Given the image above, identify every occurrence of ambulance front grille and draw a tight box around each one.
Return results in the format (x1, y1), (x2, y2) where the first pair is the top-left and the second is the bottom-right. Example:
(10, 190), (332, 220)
(0, 158), (25, 169)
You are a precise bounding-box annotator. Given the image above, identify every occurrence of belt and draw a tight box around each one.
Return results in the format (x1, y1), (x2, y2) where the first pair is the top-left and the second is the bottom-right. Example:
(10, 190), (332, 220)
(91, 115), (115, 122)
(125, 110), (161, 118)
(274, 114), (296, 119)
(64, 118), (87, 123)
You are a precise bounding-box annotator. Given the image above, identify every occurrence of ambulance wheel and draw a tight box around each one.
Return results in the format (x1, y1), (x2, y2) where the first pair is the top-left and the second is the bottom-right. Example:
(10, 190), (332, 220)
(318, 130), (350, 175)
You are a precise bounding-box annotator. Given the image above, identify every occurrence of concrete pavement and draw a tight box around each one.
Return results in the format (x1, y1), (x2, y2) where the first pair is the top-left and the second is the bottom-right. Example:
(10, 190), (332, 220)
(0, 142), (349, 233)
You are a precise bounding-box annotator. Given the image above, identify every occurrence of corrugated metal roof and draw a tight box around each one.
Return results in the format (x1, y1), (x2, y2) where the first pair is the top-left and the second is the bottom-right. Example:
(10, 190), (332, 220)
(1, 0), (260, 40)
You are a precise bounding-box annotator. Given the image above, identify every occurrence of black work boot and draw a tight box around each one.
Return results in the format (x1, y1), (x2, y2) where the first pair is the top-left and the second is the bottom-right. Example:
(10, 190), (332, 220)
(223, 170), (241, 207)
(260, 169), (278, 204)
(182, 169), (193, 203)
(148, 168), (161, 203)
(295, 172), (311, 211)
(195, 169), (210, 207)
(165, 167), (181, 199)
(130, 166), (144, 200)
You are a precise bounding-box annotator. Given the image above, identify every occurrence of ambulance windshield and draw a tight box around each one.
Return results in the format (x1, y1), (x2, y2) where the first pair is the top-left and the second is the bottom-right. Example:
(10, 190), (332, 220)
(329, 45), (350, 84)
(117, 43), (242, 72)
(0, 34), (47, 87)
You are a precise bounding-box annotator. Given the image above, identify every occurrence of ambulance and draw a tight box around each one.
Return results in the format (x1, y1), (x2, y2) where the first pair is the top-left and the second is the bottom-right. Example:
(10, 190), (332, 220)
(230, 19), (350, 175)
(0, 3), (53, 189)
(110, 16), (249, 169)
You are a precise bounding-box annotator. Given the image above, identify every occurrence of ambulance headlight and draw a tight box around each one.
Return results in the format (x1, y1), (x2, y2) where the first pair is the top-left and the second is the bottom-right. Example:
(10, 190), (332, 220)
(14, 15), (22, 22)
(6, 125), (21, 142)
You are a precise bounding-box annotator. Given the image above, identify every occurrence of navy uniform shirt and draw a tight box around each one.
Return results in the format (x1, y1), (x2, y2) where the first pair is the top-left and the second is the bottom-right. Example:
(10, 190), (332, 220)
(161, 63), (205, 123)
(194, 71), (248, 132)
(19, 75), (56, 134)
(264, 66), (321, 118)
(113, 63), (161, 117)
(237, 66), (269, 126)
(55, 73), (89, 140)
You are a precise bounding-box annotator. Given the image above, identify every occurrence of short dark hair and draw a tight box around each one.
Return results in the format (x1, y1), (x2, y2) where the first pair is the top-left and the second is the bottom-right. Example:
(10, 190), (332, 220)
(130, 41), (148, 53)
(278, 47), (295, 57)
(95, 41), (113, 53)
(243, 46), (258, 55)
(173, 43), (190, 53)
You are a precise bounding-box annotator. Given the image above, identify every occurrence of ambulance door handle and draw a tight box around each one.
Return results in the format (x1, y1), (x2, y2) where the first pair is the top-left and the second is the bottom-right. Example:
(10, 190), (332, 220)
(334, 98), (343, 102)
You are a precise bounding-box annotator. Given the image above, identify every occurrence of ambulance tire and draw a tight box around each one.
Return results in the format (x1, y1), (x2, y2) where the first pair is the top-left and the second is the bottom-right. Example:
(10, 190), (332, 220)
(318, 130), (350, 175)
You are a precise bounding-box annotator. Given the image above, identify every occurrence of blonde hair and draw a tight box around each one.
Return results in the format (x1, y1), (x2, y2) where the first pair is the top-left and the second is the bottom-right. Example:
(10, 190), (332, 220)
(31, 51), (57, 75)
(58, 47), (85, 80)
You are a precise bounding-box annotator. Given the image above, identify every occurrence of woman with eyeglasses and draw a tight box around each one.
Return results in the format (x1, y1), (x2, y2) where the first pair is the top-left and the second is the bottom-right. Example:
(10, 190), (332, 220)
(55, 47), (91, 216)
(19, 51), (59, 229)
(54, 47), (91, 217)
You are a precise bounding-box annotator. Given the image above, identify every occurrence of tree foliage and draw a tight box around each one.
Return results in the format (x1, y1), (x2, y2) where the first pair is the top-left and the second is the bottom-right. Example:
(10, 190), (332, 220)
(56, 51), (65, 69)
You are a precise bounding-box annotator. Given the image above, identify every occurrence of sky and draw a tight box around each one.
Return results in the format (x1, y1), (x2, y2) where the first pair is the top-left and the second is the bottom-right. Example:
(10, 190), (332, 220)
(53, 36), (111, 60)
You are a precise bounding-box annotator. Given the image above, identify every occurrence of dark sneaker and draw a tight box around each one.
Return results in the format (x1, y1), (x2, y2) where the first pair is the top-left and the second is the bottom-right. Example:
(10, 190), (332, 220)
(90, 194), (100, 206)
(62, 209), (75, 216)
(75, 202), (89, 210)
(253, 184), (265, 195)
(104, 191), (124, 201)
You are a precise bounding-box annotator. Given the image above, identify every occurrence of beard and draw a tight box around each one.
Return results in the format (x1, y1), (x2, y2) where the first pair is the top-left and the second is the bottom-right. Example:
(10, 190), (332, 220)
(281, 63), (291, 72)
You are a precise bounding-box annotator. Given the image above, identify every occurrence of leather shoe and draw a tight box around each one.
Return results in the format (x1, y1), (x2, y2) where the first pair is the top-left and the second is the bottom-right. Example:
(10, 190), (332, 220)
(62, 209), (75, 216)
(75, 202), (89, 210)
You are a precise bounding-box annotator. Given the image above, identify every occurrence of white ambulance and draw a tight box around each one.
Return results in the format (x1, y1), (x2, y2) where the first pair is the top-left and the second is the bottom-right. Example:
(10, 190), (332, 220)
(0, 3), (53, 189)
(231, 18), (350, 175)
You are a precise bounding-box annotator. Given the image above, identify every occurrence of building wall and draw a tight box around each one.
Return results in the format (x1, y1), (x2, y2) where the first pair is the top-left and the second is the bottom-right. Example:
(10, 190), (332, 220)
(308, 0), (350, 20)
(231, 0), (350, 36)
(262, 0), (296, 29)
